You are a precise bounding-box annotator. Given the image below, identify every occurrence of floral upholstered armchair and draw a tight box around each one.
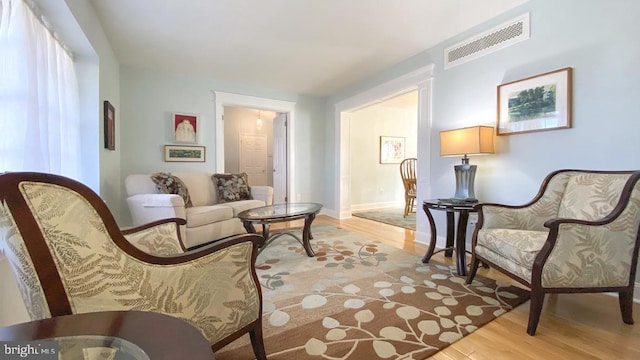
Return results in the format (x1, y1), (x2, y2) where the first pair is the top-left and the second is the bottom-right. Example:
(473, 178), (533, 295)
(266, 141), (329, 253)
(0, 172), (266, 359)
(466, 169), (640, 335)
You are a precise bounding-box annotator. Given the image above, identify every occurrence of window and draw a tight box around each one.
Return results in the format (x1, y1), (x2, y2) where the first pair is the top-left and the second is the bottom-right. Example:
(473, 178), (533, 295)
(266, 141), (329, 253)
(0, 0), (81, 179)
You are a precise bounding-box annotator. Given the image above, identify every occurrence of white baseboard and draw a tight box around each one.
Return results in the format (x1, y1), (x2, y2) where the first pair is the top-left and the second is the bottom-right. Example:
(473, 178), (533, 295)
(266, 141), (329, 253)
(350, 201), (403, 212)
(319, 208), (339, 219)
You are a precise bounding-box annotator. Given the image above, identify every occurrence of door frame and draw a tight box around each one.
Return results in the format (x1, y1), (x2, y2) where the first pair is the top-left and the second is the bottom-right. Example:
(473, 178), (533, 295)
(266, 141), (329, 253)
(333, 65), (434, 242)
(214, 91), (296, 202)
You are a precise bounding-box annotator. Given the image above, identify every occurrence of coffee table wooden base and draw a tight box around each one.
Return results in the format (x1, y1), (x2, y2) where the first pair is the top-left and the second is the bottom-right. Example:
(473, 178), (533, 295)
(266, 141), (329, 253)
(239, 203), (322, 257)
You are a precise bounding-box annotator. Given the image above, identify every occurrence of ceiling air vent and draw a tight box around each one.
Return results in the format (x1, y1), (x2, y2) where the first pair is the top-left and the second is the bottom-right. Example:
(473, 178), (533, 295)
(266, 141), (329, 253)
(444, 13), (530, 69)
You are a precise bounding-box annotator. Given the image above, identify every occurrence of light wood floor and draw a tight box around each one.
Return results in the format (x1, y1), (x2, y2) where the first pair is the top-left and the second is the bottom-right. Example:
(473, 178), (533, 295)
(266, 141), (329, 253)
(273, 215), (640, 360)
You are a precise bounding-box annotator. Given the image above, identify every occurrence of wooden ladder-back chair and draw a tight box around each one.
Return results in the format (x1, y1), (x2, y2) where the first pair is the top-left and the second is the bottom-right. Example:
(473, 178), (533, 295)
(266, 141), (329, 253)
(400, 158), (417, 217)
(0, 172), (267, 359)
(466, 169), (640, 335)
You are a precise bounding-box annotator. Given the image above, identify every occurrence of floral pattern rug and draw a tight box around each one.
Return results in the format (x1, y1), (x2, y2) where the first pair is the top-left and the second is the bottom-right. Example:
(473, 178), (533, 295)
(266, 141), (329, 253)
(215, 224), (529, 360)
(352, 208), (416, 230)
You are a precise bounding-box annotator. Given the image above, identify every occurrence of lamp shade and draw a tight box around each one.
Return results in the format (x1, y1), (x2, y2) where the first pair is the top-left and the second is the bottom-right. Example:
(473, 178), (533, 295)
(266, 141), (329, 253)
(440, 126), (494, 157)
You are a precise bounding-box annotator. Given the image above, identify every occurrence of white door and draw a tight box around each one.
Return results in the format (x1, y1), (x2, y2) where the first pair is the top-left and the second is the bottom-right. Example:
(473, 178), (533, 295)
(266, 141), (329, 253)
(273, 113), (288, 203)
(239, 133), (268, 186)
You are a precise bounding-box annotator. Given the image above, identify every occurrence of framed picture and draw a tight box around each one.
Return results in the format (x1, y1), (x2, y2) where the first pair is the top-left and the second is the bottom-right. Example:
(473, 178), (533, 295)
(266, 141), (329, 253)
(173, 113), (198, 143)
(104, 101), (115, 150)
(380, 136), (405, 164)
(164, 145), (206, 162)
(497, 67), (572, 135)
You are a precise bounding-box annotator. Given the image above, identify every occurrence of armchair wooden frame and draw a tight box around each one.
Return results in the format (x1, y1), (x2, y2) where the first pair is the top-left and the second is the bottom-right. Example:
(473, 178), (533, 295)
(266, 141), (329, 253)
(466, 169), (640, 336)
(0, 172), (267, 359)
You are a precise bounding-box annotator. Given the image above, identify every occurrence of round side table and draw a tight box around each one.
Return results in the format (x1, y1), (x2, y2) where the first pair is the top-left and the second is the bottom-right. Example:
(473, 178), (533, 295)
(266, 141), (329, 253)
(422, 199), (478, 276)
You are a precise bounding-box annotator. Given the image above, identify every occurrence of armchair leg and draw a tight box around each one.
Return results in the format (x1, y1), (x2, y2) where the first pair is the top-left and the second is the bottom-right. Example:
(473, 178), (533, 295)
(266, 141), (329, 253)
(527, 289), (545, 335)
(465, 256), (480, 284)
(249, 323), (267, 360)
(619, 290), (634, 325)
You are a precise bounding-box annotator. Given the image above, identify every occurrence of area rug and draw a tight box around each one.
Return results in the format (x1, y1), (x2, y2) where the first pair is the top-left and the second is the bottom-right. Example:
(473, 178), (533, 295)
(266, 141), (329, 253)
(352, 208), (416, 230)
(215, 224), (529, 360)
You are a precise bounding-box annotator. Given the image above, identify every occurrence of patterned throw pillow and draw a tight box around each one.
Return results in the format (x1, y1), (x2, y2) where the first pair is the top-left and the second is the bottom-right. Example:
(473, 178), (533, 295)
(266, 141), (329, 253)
(212, 173), (253, 203)
(150, 172), (193, 207)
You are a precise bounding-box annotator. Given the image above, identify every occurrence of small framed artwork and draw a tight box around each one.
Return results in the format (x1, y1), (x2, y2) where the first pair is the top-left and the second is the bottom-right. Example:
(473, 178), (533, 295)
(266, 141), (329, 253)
(380, 136), (405, 164)
(164, 145), (206, 162)
(104, 100), (115, 150)
(497, 67), (572, 135)
(173, 113), (198, 143)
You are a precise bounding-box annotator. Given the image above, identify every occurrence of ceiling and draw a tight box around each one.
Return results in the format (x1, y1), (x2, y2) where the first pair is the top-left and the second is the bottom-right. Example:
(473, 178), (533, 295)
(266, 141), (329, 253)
(89, 0), (527, 97)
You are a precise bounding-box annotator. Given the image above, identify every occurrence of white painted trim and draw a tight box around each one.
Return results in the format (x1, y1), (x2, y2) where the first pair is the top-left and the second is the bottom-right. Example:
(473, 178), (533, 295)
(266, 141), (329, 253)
(213, 91), (296, 202)
(334, 66), (434, 112)
(350, 201), (404, 212)
(333, 64), (434, 248)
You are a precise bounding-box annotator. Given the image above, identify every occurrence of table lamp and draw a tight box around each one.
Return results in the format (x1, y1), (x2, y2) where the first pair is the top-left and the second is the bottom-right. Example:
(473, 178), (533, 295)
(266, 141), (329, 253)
(440, 125), (494, 201)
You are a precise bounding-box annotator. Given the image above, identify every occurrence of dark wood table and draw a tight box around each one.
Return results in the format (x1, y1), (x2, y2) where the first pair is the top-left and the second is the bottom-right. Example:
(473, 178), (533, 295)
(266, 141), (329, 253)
(238, 202), (322, 256)
(0, 311), (215, 359)
(421, 199), (478, 276)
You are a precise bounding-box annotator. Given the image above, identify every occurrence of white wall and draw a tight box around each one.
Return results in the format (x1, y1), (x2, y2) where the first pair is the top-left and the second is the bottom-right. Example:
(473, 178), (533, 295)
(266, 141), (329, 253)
(326, 0), (640, 280)
(119, 66), (326, 225)
(64, 0), (122, 222)
(350, 104), (417, 209)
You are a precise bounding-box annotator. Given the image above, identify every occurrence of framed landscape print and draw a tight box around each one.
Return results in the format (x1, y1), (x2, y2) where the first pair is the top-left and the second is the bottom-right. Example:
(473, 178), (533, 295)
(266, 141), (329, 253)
(104, 100), (115, 150)
(497, 67), (572, 135)
(164, 145), (206, 162)
(173, 113), (198, 143)
(380, 136), (405, 164)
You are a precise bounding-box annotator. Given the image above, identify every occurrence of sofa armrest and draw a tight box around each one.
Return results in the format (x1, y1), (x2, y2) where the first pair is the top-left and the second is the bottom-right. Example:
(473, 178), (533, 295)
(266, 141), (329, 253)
(122, 218), (187, 255)
(251, 185), (274, 205)
(126, 194), (186, 226)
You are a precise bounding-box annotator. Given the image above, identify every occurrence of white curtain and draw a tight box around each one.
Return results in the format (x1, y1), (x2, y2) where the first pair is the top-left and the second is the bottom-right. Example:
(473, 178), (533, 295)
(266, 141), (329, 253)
(0, 0), (80, 179)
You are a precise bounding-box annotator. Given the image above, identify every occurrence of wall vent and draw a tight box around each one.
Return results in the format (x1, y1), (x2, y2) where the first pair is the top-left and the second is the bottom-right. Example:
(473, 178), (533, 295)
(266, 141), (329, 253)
(444, 13), (530, 69)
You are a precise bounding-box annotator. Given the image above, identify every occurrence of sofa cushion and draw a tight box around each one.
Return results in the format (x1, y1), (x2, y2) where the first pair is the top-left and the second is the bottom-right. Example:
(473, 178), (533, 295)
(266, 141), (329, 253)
(185, 205), (234, 228)
(222, 199), (267, 216)
(476, 228), (548, 270)
(172, 172), (216, 206)
(150, 173), (193, 207)
(212, 173), (253, 203)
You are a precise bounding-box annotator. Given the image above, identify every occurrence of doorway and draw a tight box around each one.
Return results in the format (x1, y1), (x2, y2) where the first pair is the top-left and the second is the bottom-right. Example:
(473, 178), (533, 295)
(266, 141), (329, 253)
(222, 106), (274, 186)
(214, 92), (296, 204)
(349, 91), (418, 219)
(333, 65), (434, 243)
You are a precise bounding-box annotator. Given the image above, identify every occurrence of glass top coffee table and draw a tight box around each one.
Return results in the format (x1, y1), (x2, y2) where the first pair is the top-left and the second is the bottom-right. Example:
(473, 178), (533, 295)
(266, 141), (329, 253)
(237, 202), (322, 257)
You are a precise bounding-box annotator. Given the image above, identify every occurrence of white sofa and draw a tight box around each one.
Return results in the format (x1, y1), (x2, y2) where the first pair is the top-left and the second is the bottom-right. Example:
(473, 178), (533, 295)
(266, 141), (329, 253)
(125, 172), (273, 249)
